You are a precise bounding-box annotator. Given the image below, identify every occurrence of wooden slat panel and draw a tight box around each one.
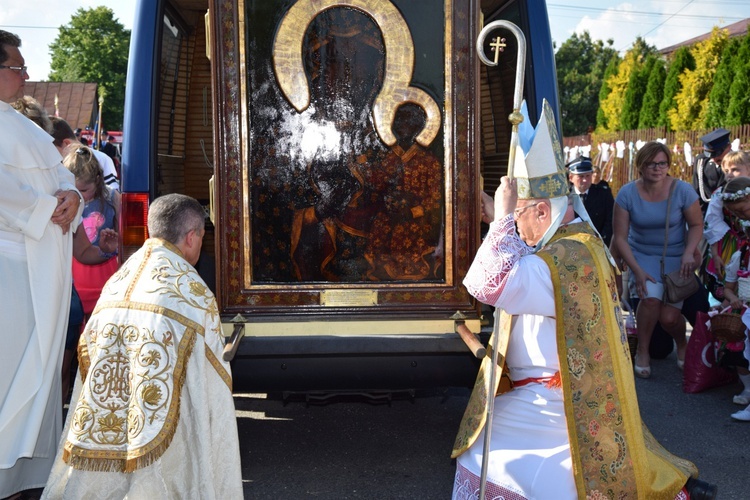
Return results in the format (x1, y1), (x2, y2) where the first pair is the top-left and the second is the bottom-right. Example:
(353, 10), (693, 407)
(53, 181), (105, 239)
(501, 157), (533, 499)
(564, 125), (750, 195)
(153, 11), (215, 257)
(478, 53), (514, 195)
(183, 18), (213, 203)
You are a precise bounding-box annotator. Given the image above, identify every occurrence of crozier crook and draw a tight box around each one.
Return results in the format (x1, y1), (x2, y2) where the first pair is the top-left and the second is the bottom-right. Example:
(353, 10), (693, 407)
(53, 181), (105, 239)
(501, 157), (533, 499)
(476, 20), (526, 180)
(272, 0), (441, 147)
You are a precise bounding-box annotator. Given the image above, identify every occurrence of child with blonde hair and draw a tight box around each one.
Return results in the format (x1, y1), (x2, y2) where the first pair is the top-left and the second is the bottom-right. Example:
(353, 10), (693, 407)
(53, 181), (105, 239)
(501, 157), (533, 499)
(64, 145), (121, 313)
(61, 145), (121, 400)
(702, 151), (750, 301)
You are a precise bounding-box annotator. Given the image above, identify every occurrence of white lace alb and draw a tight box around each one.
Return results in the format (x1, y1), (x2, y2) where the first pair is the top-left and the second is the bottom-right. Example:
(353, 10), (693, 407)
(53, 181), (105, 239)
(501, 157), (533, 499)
(462, 214), (533, 306)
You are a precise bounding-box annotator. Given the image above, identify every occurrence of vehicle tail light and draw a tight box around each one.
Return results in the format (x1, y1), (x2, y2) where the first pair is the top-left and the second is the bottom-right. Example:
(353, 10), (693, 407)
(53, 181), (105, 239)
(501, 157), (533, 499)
(120, 193), (149, 262)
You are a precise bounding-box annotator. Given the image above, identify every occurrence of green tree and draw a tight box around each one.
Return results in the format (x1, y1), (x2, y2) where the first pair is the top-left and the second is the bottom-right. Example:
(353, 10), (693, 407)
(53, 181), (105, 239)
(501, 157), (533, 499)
(638, 57), (666, 129)
(596, 56), (620, 131)
(658, 46), (695, 130)
(726, 29), (750, 126)
(555, 31), (618, 136)
(705, 37), (740, 128)
(598, 37), (654, 132)
(621, 54), (656, 130)
(668, 27), (728, 131)
(49, 6), (130, 130)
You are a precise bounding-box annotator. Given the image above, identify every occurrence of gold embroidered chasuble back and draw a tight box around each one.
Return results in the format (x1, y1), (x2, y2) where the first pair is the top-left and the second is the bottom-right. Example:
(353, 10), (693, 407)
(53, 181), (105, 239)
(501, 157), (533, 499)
(453, 223), (696, 498)
(63, 239), (231, 473)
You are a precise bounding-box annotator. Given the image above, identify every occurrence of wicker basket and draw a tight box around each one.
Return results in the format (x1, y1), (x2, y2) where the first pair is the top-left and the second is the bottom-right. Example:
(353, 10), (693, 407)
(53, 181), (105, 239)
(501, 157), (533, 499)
(710, 312), (747, 343)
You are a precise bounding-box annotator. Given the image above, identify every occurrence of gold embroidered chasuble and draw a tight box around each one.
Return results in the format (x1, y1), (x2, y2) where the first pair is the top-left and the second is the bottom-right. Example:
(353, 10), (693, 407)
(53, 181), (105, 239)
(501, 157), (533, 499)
(62, 238), (232, 473)
(453, 222), (696, 499)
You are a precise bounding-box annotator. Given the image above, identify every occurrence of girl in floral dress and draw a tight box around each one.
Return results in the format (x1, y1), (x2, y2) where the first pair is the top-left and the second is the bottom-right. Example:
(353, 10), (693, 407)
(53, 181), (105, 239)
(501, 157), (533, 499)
(717, 177), (750, 420)
(702, 151), (750, 301)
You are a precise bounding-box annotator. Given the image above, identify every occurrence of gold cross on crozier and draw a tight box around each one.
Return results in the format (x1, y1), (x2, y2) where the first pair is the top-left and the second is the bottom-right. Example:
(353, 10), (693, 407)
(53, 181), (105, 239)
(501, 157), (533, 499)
(490, 36), (506, 64)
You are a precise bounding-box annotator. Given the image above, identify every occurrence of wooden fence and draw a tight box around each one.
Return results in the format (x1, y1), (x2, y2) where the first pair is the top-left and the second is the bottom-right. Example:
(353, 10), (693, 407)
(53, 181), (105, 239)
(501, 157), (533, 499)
(563, 125), (750, 194)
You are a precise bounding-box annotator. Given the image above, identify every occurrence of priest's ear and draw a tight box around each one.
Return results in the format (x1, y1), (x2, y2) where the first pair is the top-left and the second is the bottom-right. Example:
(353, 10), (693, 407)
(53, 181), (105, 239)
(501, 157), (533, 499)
(181, 227), (205, 266)
(537, 199), (552, 219)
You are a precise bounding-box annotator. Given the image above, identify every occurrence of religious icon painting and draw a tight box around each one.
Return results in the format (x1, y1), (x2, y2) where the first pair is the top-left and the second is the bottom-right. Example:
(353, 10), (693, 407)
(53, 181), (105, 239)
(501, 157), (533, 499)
(213, 0), (480, 318)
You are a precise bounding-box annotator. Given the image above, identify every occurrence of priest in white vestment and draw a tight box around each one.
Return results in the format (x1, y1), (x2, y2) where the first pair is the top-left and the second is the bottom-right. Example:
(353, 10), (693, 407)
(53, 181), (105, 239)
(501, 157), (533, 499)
(0, 30), (84, 499)
(42, 194), (243, 499)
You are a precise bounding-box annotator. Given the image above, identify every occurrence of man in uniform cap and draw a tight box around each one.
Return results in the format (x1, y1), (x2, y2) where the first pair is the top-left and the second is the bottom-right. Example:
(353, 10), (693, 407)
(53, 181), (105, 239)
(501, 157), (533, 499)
(567, 156), (614, 246)
(693, 128), (731, 214)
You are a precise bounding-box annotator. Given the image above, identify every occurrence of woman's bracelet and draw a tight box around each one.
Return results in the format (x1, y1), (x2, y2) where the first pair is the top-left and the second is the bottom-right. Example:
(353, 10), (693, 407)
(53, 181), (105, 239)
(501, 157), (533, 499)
(97, 247), (118, 259)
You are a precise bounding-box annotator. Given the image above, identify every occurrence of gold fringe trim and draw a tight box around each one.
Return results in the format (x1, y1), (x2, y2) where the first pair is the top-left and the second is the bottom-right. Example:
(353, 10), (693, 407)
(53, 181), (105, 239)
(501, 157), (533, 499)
(62, 437), (175, 474)
(63, 328), (197, 473)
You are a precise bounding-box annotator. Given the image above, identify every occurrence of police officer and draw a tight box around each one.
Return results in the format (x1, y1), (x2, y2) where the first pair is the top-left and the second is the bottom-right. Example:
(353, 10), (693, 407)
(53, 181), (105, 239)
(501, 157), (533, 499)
(694, 128), (731, 214)
(567, 156), (614, 246)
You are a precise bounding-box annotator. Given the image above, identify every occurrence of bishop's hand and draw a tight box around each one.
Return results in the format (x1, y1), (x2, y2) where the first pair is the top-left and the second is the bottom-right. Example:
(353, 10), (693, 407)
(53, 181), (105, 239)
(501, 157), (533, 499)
(494, 176), (518, 219)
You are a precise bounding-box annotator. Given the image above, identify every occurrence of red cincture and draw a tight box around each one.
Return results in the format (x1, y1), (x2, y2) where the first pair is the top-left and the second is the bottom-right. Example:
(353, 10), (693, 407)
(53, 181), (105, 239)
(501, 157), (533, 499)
(512, 371), (562, 390)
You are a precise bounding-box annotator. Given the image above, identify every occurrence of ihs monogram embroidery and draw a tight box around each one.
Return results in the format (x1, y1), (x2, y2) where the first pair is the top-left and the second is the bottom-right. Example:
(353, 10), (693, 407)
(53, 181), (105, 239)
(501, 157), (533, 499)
(69, 323), (189, 449)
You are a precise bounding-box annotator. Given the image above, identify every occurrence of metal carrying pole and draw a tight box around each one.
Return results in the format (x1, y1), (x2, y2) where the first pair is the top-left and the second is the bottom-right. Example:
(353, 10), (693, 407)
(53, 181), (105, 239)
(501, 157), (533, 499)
(474, 20), (526, 500)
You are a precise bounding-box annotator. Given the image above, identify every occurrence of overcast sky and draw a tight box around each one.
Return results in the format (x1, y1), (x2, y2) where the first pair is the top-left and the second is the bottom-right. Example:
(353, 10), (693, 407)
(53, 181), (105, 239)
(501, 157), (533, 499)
(1, 1), (749, 82)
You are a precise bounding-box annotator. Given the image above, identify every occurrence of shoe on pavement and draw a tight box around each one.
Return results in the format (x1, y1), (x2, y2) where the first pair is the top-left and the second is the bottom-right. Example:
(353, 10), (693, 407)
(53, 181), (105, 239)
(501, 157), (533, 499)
(685, 478), (718, 500)
(633, 354), (651, 379)
(733, 390), (750, 405)
(731, 409), (750, 421)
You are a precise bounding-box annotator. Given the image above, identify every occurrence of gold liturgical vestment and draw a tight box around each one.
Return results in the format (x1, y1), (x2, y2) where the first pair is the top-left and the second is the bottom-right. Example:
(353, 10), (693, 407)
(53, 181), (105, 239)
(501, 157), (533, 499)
(43, 239), (242, 499)
(453, 223), (697, 499)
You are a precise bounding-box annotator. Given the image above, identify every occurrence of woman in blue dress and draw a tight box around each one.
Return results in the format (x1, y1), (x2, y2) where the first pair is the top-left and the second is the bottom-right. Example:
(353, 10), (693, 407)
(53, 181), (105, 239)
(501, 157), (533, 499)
(612, 141), (703, 378)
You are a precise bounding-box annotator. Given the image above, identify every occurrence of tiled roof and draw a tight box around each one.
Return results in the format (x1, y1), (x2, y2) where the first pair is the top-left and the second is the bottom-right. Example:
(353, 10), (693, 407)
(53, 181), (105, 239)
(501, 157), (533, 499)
(22, 81), (98, 131)
(659, 18), (750, 55)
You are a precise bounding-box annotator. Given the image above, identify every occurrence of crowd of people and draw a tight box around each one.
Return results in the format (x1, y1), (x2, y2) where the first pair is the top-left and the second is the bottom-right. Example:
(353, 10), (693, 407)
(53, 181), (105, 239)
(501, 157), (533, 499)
(560, 129), (750, 422)
(608, 129), (750, 424)
(565, 130), (750, 413)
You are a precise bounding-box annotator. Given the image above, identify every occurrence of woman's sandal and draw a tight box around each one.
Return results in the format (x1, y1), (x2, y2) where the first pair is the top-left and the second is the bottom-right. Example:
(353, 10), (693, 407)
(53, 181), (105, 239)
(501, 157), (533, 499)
(677, 346), (686, 370)
(634, 355), (651, 379)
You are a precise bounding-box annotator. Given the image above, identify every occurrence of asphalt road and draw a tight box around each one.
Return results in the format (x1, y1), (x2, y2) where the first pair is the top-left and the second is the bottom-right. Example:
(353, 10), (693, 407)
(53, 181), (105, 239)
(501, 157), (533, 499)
(236, 388), (464, 498)
(632, 351), (750, 499)
(236, 348), (750, 499)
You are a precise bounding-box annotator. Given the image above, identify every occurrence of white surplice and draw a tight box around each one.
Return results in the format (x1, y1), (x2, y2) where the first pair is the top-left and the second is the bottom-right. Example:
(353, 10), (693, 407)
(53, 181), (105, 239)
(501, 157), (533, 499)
(42, 238), (243, 499)
(0, 100), (81, 498)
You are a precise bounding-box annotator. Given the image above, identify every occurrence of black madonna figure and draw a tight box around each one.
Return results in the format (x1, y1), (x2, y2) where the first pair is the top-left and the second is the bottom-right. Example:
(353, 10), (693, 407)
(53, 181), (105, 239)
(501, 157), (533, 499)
(253, 2), (444, 285)
(290, 8), (390, 282)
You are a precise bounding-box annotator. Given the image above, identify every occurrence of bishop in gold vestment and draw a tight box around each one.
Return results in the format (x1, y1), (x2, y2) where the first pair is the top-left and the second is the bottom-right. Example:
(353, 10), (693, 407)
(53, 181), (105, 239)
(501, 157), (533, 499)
(452, 100), (709, 499)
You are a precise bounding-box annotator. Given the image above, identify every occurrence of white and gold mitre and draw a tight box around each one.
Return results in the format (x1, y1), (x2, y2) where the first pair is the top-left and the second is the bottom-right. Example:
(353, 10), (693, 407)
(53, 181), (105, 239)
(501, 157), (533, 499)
(513, 99), (567, 200)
